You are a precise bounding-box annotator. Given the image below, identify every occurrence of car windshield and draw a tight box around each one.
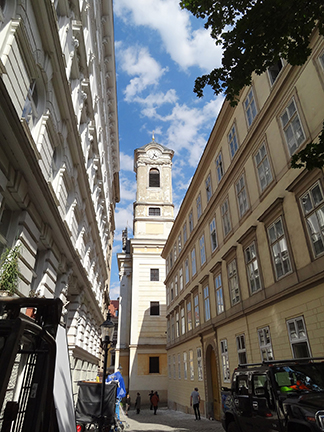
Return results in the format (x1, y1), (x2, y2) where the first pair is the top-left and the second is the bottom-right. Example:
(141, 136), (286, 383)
(272, 363), (324, 393)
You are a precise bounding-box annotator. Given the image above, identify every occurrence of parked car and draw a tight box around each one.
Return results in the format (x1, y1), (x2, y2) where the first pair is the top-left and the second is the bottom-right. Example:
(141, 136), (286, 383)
(221, 358), (324, 432)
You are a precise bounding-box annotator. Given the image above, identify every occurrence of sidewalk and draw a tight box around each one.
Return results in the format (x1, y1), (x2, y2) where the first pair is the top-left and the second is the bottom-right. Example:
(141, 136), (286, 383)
(123, 407), (224, 432)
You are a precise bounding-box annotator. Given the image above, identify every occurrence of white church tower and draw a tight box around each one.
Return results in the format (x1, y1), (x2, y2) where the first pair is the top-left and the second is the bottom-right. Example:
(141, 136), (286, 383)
(116, 138), (174, 404)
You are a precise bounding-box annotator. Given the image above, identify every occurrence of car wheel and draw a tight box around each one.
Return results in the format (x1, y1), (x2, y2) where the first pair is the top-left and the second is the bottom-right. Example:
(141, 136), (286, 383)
(228, 421), (240, 432)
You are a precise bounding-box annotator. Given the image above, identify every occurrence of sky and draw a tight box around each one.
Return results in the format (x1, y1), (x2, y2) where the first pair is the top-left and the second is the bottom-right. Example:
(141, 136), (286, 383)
(109, 0), (224, 299)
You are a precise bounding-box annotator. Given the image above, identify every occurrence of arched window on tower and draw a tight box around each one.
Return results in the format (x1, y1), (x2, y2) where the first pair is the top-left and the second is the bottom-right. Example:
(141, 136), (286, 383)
(149, 168), (160, 187)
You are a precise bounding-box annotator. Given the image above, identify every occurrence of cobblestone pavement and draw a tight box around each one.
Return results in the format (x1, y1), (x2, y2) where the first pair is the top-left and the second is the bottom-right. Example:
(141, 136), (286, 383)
(122, 408), (224, 432)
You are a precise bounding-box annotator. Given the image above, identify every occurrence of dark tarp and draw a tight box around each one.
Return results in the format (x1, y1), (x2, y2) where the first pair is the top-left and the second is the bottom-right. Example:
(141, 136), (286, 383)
(75, 381), (117, 425)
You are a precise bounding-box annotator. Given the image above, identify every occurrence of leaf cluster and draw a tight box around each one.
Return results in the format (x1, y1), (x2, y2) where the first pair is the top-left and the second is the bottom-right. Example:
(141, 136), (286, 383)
(0, 244), (20, 294)
(291, 123), (324, 170)
(180, 0), (324, 104)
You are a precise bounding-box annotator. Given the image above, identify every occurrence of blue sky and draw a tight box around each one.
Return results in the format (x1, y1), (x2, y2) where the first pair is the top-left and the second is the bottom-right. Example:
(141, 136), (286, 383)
(109, 0), (224, 298)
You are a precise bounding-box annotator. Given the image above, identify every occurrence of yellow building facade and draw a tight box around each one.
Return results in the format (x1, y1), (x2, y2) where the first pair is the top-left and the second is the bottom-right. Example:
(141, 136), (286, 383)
(162, 31), (324, 420)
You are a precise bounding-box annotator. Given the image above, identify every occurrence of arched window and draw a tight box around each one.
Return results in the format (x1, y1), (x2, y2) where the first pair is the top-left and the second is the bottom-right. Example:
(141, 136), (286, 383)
(149, 168), (160, 187)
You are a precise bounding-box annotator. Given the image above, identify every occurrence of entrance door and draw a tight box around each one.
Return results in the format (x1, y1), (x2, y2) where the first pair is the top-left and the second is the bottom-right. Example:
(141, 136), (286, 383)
(209, 347), (220, 420)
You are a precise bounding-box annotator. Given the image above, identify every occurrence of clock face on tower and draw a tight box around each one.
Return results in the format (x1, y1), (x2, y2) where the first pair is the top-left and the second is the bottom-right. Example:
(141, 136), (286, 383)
(147, 149), (161, 160)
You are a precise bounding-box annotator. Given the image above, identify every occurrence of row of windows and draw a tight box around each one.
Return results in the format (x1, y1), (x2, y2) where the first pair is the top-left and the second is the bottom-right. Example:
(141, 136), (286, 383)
(167, 48), (324, 274)
(168, 347), (203, 381)
(167, 179), (324, 314)
(220, 316), (311, 383)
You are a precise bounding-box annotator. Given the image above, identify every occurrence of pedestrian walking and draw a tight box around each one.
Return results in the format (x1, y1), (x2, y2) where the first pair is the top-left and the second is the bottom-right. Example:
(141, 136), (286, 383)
(151, 391), (159, 415)
(125, 392), (131, 416)
(148, 390), (154, 410)
(190, 387), (201, 420)
(135, 392), (141, 414)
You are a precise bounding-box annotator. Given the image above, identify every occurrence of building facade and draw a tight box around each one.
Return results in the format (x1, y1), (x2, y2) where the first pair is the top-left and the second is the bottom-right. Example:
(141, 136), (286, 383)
(0, 0), (119, 396)
(116, 140), (174, 404)
(162, 30), (324, 419)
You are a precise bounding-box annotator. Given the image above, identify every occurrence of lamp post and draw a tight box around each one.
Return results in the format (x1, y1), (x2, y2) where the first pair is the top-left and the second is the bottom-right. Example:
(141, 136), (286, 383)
(99, 310), (115, 431)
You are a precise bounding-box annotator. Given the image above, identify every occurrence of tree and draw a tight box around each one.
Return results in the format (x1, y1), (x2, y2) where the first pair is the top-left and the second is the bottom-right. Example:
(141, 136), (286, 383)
(180, 0), (324, 169)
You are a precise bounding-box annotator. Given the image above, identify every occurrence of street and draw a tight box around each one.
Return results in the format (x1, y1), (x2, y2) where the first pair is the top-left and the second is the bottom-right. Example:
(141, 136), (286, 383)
(123, 408), (224, 432)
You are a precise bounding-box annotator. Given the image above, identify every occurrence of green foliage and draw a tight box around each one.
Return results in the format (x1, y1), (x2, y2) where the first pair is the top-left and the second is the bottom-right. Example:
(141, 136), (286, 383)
(0, 244), (20, 294)
(180, 0), (324, 103)
(291, 123), (324, 170)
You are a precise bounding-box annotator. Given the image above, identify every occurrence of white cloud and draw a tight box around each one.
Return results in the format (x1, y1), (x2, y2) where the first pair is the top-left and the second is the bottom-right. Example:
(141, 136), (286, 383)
(114, 0), (222, 71)
(119, 175), (137, 202)
(117, 45), (168, 100)
(120, 152), (134, 171)
(114, 202), (134, 232)
(109, 280), (120, 300)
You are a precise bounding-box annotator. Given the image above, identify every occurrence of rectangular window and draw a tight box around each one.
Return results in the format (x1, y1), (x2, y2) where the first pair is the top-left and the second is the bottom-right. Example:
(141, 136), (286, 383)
(194, 293), (200, 327)
(183, 352), (188, 380)
(149, 356), (160, 373)
(178, 354), (181, 379)
(215, 274), (224, 314)
(200, 235), (206, 265)
(287, 316), (311, 359)
(221, 198), (232, 237)
(150, 301), (160, 316)
(268, 59), (283, 85)
(203, 285), (211, 321)
(175, 275), (178, 297)
(169, 252), (173, 268)
(176, 312), (180, 338)
(167, 319), (170, 343)
(185, 258), (189, 284)
(179, 267), (183, 291)
(183, 223), (187, 243)
(258, 327), (274, 361)
(221, 339), (230, 382)
(197, 347), (203, 381)
(173, 355), (176, 379)
(216, 151), (224, 183)
(236, 174), (249, 218)
(191, 248), (196, 276)
(206, 174), (212, 202)
(178, 234), (182, 254)
(149, 207), (161, 216)
(268, 217), (292, 279)
(236, 334), (247, 365)
(181, 306), (185, 335)
(228, 259), (240, 306)
(187, 300), (192, 331)
(280, 97), (305, 156)
(255, 143), (273, 192)
(228, 124), (239, 158)
(167, 286), (170, 306)
(245, 242), (262, 294)
(210, 218), (218, 252)
(189, 211), (194, 233)
(174, 244), (177, 262)
(170, 282), (174, 301)
(171, 316), (175, 341)
(196, 194), (202, 219)
(244, 88), (257, 127)
(189, 350), (194, 380)
(300, 181), (324, 257)
(150, 268), (159, 281)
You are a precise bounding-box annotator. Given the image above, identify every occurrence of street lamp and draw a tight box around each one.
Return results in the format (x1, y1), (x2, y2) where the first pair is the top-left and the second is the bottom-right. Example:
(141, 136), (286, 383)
(99, 310), (115, 431)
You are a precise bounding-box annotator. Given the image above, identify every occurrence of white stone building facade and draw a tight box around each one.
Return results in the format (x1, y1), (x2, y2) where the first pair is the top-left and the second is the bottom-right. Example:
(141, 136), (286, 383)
(116, 141), (174, 404)
(0, 0), (119, 395)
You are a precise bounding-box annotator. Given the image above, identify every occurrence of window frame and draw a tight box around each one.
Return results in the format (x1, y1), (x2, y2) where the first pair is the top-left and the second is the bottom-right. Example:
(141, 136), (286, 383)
(216, 151), (224, 183)
(235, 173), (249, 218)
(280, 97), (306, 157)
(228, 123), (239, 159)
(244, 241), (262, 295)
(197, 347), (203, 381)
(254, 141), (273, 193)
(215, 273), (224, 315)
(287, 316), (311, 359)
(228, 259), (240, 306)
(191, 248), (197, 276)
(196, 194), (202, 219)
(205, 174), (212, 202)
(149, 207), (161, 216)
(244, 87), (257, 127)
(183, 222), (187, 243)
(220, 339), (231, 383)
(210, 218), (218, 252)
(189, 211), (194, 233)
(149, 356), (160, 373)
(267, 216), (292, 280)
(194, 293), (200, 327)
(149, 168), (160, 187)
(180, 306), (185, 335)
(236, 334), (247, 365)
(189, 349), (194, 380)
(150, 268), (159, 281)
(221, 198), (232, 237)
(203, 285), (211, 321)
(183, 352), (188, 380)
(185, 258), (189, 284)
(150, 301), (160, 316)
(258, 326), (274, 361)
(187, 299), (192, 331)
(199, 234), (206, 266)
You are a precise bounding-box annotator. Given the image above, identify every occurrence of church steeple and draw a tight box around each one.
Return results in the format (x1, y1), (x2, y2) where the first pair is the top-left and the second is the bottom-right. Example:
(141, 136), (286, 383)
(133, 140), (174, 239)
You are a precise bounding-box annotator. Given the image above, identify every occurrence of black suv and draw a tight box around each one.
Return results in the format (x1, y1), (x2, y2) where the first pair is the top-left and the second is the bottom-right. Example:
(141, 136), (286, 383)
(221, 358), (324, 432)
